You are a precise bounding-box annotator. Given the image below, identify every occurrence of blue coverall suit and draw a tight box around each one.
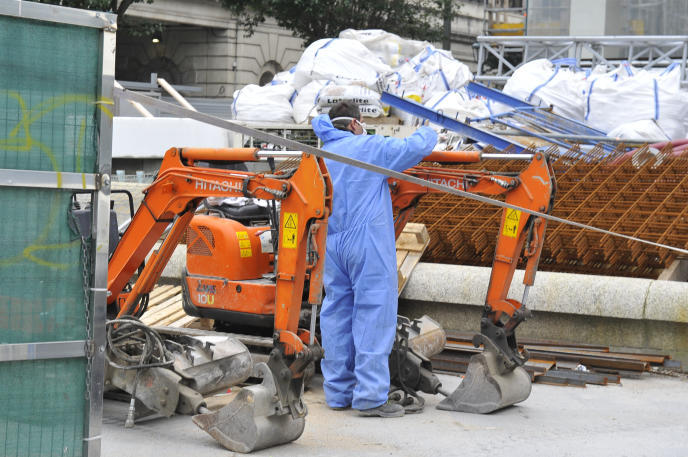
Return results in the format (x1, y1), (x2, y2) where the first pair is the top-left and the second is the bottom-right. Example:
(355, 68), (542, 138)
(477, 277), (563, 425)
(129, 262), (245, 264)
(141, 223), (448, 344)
(311, 114), (437, 410)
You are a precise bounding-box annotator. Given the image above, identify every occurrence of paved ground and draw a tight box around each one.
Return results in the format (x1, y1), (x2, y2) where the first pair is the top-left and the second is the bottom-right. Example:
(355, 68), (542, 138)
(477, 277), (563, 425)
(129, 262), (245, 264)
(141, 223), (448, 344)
(102, 371), (688, 457)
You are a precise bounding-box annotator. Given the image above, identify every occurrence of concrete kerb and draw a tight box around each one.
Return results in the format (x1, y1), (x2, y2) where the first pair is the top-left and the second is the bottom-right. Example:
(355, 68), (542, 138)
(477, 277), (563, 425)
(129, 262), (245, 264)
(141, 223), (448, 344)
(400, 263), (688, 324)
(157, 255), (688, 324)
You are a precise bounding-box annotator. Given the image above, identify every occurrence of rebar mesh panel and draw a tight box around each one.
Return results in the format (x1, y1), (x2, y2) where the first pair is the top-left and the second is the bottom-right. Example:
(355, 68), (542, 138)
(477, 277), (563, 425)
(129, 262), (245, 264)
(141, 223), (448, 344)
(410, 154), (688, 279)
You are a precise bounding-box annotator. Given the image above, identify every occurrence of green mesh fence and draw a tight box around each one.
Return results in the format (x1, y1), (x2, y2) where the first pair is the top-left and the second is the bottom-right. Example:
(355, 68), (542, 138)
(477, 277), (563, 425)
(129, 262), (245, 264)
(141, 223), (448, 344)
(0, 13), (106, 457)
(0, 359), (86, 457)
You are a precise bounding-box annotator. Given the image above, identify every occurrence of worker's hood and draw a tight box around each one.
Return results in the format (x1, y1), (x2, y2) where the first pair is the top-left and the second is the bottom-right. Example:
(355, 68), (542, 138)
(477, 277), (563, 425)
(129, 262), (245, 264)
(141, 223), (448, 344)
(311, 114), (353, 143)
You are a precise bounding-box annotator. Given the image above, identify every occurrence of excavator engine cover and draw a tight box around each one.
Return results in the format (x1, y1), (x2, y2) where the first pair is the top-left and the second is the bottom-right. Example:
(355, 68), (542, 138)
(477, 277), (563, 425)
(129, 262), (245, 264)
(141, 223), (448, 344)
(192, 362), (305, 453)
(437, 349), (531, 414)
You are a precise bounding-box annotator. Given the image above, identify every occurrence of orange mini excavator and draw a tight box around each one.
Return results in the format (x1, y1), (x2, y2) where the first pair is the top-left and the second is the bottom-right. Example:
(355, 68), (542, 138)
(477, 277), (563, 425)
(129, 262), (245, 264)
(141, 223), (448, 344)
(105, 147), (332, 452)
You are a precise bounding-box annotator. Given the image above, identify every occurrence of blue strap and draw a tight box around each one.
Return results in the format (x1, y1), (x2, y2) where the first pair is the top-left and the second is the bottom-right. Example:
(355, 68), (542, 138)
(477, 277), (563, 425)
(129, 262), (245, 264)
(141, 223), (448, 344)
(438, 69), (450, 90)
(622, 61), (633, 76)
(289, 89), (297, 106)
(430, 90), (453, 109)
(314, 80), (332, 104)
(526, 65), (559, 103)
(289, 66), (296, 74)
(585, 79), (597, 121)
(392, 71), (402, 88)
(314, 38), (335, 59)
(551, 57), (577, 68)
(231, 88), (241, 117)
(414, 46), (435, 71)
(486, 98), (494, 116)
(653, 79), (659, 120)
(660, 62), (678, 76)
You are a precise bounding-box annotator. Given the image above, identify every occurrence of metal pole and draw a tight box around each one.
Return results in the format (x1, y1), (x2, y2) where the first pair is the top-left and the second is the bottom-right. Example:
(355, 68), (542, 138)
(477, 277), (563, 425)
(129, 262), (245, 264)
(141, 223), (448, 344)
(114, 81), (153, 118)
(157, 77), (197, 112)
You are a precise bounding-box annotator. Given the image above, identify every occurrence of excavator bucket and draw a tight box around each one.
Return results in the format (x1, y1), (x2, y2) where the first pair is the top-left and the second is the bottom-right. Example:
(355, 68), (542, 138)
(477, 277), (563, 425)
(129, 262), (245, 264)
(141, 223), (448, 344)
(437, 349), (531, 414)
(192, 362), (305, 453)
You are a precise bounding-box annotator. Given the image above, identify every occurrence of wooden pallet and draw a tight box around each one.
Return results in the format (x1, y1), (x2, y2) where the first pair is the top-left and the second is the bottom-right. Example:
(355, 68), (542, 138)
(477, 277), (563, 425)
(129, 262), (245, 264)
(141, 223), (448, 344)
(143, 223), (430, 327)
(396, 223), (430, 296)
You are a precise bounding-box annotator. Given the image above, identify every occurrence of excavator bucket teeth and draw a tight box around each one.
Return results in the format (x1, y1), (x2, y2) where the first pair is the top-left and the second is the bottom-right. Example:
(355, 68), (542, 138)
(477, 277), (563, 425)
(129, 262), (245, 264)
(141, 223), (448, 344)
(192, 362), (305, 453)
(437, 350), (531, 414)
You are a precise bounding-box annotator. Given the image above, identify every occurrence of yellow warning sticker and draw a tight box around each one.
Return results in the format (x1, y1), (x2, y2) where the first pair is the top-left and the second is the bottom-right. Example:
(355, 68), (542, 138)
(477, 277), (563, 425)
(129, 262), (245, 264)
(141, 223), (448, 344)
(236, 232), (252, 256)
(282, 212), (298, 249)
(502, 209), (521, 238)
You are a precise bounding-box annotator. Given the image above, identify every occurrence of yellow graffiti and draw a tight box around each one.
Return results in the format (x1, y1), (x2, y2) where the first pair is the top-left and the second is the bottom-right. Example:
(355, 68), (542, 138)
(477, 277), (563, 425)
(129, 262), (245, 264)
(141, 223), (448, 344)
(0, 91), (113, 269)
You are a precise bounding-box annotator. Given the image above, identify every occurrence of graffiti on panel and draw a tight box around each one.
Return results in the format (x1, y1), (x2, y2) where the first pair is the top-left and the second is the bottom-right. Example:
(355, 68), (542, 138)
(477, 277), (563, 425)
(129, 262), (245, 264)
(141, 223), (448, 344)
(0, 91), (113, 269)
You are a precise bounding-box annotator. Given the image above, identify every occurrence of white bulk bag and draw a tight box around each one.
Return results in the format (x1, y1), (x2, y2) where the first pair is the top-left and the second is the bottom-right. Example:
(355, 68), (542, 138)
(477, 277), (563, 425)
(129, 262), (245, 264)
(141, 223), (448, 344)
(502, 59), (586, 121)
(585, 64), (688, 139)
(607, 120), (671, 142)
(232, 84), (296, 123)
(339, 28), (429, 67)
(384, 46), (472, 104)
(424, 89), (490, 122)
(292, 80), (332, 124)
(292, 38), (392, 89)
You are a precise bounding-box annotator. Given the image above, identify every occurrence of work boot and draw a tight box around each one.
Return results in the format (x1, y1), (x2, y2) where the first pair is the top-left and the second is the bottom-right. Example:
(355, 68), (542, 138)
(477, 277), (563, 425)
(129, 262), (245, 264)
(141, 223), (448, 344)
(329, 405), (350, 411)
(357, 400), (405, 418)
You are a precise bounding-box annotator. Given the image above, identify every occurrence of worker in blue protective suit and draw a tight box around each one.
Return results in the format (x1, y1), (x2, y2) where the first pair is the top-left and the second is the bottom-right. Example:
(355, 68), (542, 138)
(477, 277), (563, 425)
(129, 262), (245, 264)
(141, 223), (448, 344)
(312, 101), (437, 418)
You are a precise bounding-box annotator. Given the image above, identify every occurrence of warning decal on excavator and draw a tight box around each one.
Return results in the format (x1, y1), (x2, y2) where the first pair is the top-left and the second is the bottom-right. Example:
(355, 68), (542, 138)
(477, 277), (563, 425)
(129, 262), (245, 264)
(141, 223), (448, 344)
(283, 212), (298, 249)
(502, 209), (521, 238)
(236, 231), (252, 257)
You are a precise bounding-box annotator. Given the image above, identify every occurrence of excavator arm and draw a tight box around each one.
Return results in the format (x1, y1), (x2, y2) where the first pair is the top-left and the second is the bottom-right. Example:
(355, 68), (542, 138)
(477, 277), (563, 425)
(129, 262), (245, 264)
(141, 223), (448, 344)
(389, 150), (556, 413)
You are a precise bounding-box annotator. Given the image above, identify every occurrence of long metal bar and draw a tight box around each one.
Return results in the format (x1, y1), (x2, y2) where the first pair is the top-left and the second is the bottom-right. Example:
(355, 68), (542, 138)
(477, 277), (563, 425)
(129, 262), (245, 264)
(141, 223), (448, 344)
(114, 81), (153, 118)
(466, 82), (608, 135)
(0, 341), (87, 362)
(483, 118), (576, 150)
(113, 87), (688, 257)
(0, 168), (97, 190)
(0, 0), (116, 29)
(380, 92), (528, 153)
(157, 77), (197, 112)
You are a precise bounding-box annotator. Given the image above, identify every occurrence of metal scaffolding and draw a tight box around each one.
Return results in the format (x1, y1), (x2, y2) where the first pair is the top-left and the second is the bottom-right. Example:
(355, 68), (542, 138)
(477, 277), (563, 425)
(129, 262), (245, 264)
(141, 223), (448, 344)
(475, 35), (688, 86)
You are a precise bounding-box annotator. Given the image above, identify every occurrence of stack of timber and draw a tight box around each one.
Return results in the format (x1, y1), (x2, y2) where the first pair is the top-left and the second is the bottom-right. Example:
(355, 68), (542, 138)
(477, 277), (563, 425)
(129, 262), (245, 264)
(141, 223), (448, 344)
(139, 285), (211, 330)
(396, 223), (430, 295)
(431, 331), (682, 387)
(142, 223), (431, 328)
